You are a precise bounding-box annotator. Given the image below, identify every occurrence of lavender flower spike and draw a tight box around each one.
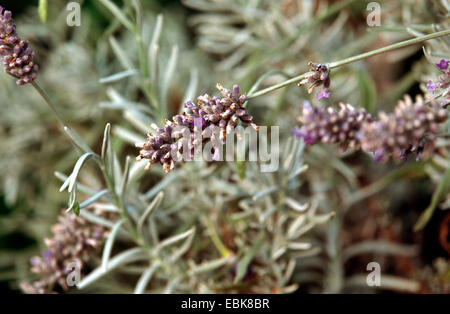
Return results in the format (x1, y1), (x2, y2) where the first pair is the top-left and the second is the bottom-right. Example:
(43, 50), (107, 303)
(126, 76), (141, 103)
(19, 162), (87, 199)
(296, 101), (372, 151)
(0, 6), (38, 85)
(360, 95), (447, 162)
(21, 209), (112, 294)
(136, 83), (259, 173)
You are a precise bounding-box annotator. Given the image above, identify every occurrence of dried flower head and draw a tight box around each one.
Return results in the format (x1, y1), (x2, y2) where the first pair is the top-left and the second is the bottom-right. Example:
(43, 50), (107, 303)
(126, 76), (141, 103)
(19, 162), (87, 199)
(0, 6), (38, 85)
(360, 95), (447, 162)
(298, 62), (331, 100)
(136, 83), (258, 173)
(293, 101), (372, 151)
(21, 210), (111, 294)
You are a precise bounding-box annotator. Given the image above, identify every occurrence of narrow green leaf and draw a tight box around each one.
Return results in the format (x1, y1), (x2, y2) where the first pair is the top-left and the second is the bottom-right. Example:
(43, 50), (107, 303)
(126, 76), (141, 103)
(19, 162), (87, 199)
(170, 227), (196, 263)
(66, 185), (78, 213)
(134, 263), (160, 294)
(162, 45), (178, 107)
(182, 69), (198, 108)
(138, 191), (164, 235)
(109, 36), (134, 70)
(102, 220), (124, 272)
(141, 172), (177, 200)
(101, 123), (111, 161)
(80, 210), (116, 229)
(234, 234), (264, 283)
(54, 171), (97, 195)
(252, 186), (278, 201)
(414, 166), (450, 231)
(79, 190), (110, 209)
(38, 0), (48, 23)
(60, 152), (100, 193)
(98, 0), (134, 32)
(189, 256), (231, 275)
(73, 201), (80, 216)
(357, 70), (376, 113)
(148, 14), (163, 83)
(131, 0), (143, 31)
(78, 248), (146, 289)
(99, 69), (138, 84)
(120, 156), (131, 198)
(154, 227), (195, 254)
(236, 160), (246, 180)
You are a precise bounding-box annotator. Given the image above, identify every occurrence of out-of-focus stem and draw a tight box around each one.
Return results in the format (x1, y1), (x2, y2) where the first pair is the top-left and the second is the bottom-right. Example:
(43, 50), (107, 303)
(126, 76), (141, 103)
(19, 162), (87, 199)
(203, 216), (232, 258)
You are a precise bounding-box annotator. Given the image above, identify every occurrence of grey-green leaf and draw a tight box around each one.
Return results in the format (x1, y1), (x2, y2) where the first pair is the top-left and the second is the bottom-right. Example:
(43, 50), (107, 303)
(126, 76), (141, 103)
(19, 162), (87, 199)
(102, 220), (125, 272)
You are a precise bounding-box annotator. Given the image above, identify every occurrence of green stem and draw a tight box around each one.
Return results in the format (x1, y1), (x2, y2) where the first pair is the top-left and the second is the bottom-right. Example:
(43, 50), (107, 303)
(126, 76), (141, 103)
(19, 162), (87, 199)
(328, 29), (450, 68)
(247, 29), (450, 99)
(31, 81), (66, 127)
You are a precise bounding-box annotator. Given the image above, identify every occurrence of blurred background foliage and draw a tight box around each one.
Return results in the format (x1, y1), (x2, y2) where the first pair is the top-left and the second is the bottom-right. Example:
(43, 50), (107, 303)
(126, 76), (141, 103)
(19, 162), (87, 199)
(0, 0), (449, 293)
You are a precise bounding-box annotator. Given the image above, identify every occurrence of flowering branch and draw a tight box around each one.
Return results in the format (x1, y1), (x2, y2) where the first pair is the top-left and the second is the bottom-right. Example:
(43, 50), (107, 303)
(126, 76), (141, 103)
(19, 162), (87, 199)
(247, 29), (450, 100)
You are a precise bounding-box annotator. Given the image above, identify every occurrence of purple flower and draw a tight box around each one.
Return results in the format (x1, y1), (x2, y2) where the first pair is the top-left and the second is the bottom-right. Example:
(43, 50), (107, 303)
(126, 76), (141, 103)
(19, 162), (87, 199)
(41, 250), (53, 263)
(317, 88), (331, 100)
(291, 126), (316, 144)
(373, 149), (386, 163)
(436, 59), (449, 71)
(427, 80), (437, 93)
(291, 127), (302, 138)
(30, 257), (39, 267)
(184, 100), (196, 110)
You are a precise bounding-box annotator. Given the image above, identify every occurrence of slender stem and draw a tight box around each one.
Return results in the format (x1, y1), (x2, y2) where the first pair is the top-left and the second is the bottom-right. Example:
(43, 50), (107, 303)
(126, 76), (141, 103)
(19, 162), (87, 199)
(328, 29), (450, 68)
(31, 81), (66, 127)
(247, 29), (450, 99)
(247, 71), (313, 99)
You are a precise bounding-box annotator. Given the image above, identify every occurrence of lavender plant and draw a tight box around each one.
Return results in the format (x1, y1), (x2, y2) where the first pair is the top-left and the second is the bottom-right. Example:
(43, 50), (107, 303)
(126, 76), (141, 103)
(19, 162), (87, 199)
(2, 0), (450, 295)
